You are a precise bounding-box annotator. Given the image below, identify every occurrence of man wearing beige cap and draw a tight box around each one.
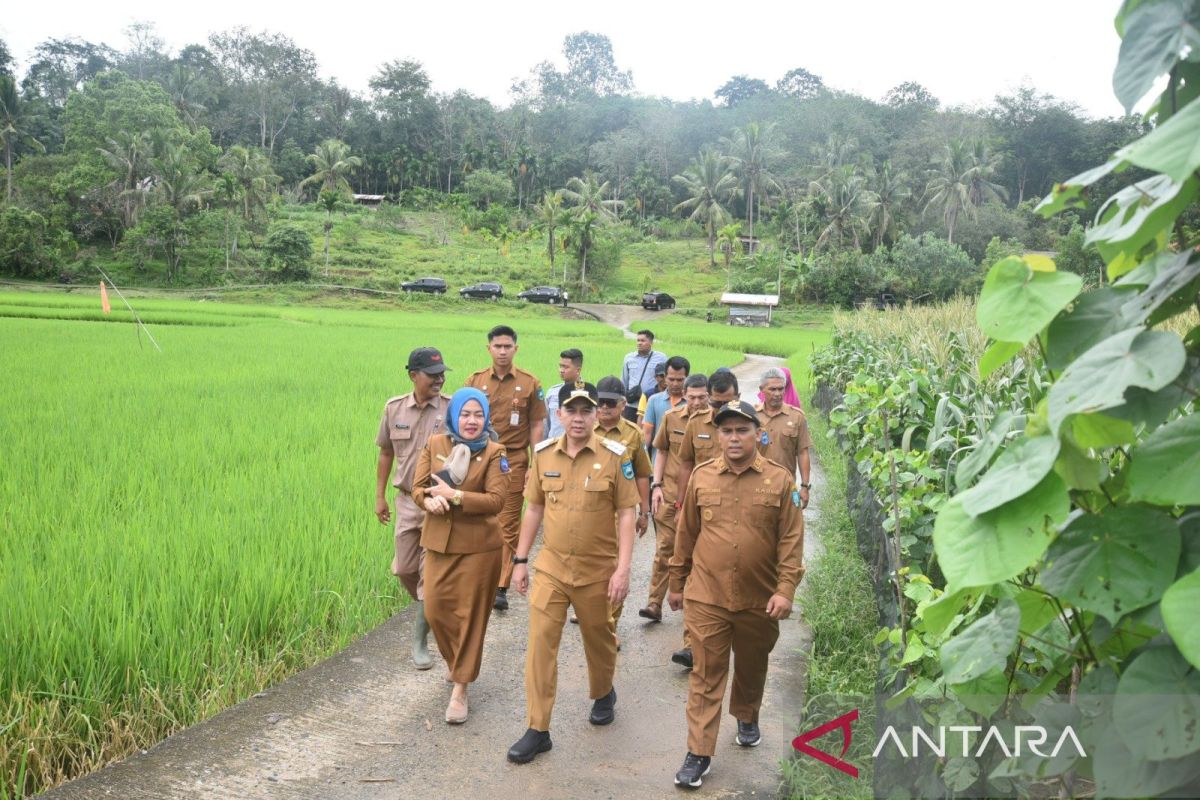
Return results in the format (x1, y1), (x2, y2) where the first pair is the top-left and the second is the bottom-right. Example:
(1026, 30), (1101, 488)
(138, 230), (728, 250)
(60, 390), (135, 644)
(375, 347), (452, 670)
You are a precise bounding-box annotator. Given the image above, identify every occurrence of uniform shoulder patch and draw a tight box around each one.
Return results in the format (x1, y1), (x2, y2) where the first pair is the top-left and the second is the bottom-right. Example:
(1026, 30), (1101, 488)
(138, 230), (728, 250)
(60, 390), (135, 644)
(621, 460), (634, 480)
(535, 437), (557, 453)
(600, 438), (628, 457)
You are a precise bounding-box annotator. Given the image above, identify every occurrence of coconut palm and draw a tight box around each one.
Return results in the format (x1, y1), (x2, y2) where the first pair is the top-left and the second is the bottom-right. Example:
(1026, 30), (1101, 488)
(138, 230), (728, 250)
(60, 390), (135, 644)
(866, 161), (911, 249)
(924, 139), (1008, 244)
(533, 190), (567, 278)
(214, 173), (241, 273)
(716, 222), (742, 288)
(1, 76), (44, 204)
(161, 63), (211, 132)
(722, 121), (783, 242)
(809, 164), (872, 252)
(97, 130), (154, 228)
(672, 148), (739, 266)
(301, 139), (362, 196)
(561, 171), (622, 294)
(218, 145), (279, 221)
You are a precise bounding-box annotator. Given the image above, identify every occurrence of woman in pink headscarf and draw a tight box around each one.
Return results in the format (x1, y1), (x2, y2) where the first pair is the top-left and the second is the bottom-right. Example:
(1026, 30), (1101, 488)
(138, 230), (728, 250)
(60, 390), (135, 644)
(757, 366), (803, 409)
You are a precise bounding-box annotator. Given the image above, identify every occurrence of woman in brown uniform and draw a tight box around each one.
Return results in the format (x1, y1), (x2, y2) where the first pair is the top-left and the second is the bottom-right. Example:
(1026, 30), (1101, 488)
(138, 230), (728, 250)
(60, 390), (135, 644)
(412, 387), (508, 724)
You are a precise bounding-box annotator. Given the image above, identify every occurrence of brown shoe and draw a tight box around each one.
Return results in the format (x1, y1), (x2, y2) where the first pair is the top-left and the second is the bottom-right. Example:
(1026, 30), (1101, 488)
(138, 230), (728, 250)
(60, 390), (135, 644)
(638, 602), (662, 622)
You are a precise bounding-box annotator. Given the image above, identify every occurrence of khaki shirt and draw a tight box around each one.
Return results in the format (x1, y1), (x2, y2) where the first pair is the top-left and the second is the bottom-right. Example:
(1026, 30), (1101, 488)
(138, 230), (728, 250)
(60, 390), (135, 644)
(464, 366), (546, 462)
(525, 434), (640, 586)
(755, 404), (813, 478)
(677, 407), (719, 467)
(375, 392), (451, 491)
(412, 435), (507, 554)
(671, 455), (805, 611)
(652, 406), (694, 502)
(596, 417), (653, 479)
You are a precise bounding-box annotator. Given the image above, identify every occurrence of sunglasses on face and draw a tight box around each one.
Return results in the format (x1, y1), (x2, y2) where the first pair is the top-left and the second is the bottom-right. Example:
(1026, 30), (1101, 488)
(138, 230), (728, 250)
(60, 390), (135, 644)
(597, 398), (620, 408)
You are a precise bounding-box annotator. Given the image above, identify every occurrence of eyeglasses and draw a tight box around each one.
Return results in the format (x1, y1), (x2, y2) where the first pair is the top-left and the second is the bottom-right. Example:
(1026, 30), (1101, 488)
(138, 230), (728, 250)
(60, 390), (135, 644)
(597, 398), (620, 408)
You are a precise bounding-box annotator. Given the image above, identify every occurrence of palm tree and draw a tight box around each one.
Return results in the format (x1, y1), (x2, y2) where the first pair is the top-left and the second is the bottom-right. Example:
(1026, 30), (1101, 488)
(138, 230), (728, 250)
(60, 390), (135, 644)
(317, 189), (342, 277)
(533, 190), (566, 278)
(301, 139), (362, 196)
(214, 173), (241, 274)
(722, 121), (783, 242)
(717, 222), (742, 288)
(161, 63), (211, 132)
(150, 143), (211, 282)
(672, 148), (739, 266)
(218, 145), (279, 221)
(809, 164), (872, 252)
(0, 76), (44, 204)
(97, 130), (153, 228)
(561, 171), (622, 294)
(924, 139), (1008, 244)
(866, 161), (911, 249)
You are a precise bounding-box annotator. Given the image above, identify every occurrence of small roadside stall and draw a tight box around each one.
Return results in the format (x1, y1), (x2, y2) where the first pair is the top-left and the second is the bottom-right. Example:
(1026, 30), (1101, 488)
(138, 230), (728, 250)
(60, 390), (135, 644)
(719, 292), (779, 326)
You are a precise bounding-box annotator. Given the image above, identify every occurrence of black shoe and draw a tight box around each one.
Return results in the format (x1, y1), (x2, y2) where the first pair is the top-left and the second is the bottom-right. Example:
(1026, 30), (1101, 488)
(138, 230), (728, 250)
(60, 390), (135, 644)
(674, 752), (711, 789)
(735, 720), (761, 747)
(589, 687), (616, 725)
(671, 647), (693, 670)
(507, 727), (552, 764)
(494, 588), (508, 611)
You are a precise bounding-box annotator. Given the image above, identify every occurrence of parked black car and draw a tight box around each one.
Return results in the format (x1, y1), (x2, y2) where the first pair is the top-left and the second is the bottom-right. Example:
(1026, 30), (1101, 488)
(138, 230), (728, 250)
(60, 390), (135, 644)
(642, 291), (676, 310)
(459, 281), (504, 300)
(401, 277), (447, 294)
(518, 286), (567, 305)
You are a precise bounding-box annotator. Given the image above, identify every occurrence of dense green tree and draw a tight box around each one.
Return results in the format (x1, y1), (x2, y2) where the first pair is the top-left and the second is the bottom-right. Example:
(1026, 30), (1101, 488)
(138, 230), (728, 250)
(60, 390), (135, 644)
(463, 168), (511, 209)
(95, 130), (153, 228)
(0, 38), (14, 78)
(22, 38), (117, 114)
(715, 76), (770, 107)
(776, 68), (824, 100)
(672, 147), (738, 265)
(1, 76), (45, 202)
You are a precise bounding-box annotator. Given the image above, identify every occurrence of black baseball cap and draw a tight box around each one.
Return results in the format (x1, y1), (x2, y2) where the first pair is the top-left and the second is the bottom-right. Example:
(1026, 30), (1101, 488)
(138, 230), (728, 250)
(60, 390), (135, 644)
(654, 362), (667, 376)
(713, 400), (761, 426)
(406, 347), (449, 374)
(558, 381), (599, 407)
(596, 376), (626, 401)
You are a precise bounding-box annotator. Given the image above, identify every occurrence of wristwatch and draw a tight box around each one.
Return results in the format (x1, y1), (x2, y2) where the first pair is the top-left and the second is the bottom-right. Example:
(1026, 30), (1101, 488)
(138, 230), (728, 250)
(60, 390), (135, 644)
(651, 481), (664, 489)
(511, 556), (529, 565)
(451, 489), (464, 506)
(800, 483), (812, 489)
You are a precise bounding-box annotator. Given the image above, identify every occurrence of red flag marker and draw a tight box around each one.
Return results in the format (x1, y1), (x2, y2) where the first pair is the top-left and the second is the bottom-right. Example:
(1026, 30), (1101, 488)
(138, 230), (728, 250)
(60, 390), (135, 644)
(100, 281), (112, 314)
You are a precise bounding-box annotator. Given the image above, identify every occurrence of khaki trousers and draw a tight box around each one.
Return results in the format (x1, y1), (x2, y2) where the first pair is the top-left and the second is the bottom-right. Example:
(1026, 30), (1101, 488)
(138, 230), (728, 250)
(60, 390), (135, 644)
(525, 571), (617, 730)
(647, 503), (676, 605)
(424, 548), (503, 684)
(684, 599), (779, 757)
(497, 457), (528, 589)
(392, 494), (425, 601)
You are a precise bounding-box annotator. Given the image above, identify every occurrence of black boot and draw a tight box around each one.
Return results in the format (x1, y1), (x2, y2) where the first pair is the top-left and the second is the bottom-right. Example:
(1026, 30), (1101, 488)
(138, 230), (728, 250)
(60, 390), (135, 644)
(671, 647), (693, 670)
(589, 687), (616, 725)
(507, 727), (552, 764)
(494, 587), (508, 611)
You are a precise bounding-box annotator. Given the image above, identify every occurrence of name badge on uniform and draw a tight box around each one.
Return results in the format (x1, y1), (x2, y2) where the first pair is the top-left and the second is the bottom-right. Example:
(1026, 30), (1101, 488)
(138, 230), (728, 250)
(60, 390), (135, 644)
(510, 410), (520, 426)
(760, 430), (770, 446)
(543, 471), (561, 477)
(500, 456), (511, 473)
(697, 433), (712, 440)
(622, 460), (634, 480)
(395, 423), (410, 430)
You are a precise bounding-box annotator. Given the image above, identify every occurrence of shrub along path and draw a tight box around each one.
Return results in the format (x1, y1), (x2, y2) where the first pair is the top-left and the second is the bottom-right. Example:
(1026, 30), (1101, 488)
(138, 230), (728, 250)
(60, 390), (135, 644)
(44, 315), (824, 800)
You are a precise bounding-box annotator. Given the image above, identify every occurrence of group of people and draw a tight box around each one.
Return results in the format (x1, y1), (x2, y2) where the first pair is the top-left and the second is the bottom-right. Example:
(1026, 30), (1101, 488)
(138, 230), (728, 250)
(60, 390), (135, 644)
(374, 326), (811, 790)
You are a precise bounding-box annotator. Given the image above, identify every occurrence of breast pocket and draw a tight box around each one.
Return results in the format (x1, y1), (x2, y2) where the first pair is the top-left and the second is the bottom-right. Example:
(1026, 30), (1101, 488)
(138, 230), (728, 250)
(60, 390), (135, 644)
(582, 478), (612, 511)
(694, 435), (717, 460)
(539, 478), (564, 505)
(749, 493), (781, 527)
(695, 488), (722, 519)
(389, 427), (414, 447)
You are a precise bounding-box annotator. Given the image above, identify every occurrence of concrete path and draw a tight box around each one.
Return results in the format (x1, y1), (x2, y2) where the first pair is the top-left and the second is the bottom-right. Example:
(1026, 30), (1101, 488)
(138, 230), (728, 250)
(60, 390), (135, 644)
(44, 312), (822, 800)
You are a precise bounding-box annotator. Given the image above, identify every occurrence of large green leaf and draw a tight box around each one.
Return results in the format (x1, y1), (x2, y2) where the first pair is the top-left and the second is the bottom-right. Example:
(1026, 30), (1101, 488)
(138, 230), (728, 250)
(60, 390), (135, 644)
(1162, 569), (1200, 668)
(934, 472), (1070, 590)
(941, 598), (1020, 684)
(949, 668), (1008, 717)
(917, 587), (972, 637)
(1042, 507), (1181, 623)
(1047, 328), (1186, 435)
(1180, 511), (1200, 575)
(1120, 252), (1200, 327)
(978, 340), (1024, 379)
(1087, 175), (1198, 263)
(1118, 89), (1200, 180)
(1115, 646), (1200, 760)
(1094, 723), (1200, 797)
(1044, 286), (1140, 371)
(1129, 412), (1200, 504)
(955, 411), (1016, 490)
(958, 435), (1061, 516)
(1071, 412), (1137, 447)
(1014, 588), (1061, 635)
(976, 257), (1083, 345)
(1109, 355), (1200, 430)
(1036, 159), (1125, 218)
(1113, 0), (1200, 113)
(1054, 433), (1107, 491)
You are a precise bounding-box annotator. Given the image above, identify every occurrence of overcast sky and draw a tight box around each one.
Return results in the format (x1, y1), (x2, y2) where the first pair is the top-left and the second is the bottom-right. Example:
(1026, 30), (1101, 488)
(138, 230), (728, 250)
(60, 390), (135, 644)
(5, 1), (1126, 117)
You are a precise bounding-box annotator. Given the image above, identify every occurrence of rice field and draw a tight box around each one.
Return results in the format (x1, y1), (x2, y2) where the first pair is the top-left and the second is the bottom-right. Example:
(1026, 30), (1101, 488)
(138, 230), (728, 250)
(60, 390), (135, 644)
(0, 289), (752, 796)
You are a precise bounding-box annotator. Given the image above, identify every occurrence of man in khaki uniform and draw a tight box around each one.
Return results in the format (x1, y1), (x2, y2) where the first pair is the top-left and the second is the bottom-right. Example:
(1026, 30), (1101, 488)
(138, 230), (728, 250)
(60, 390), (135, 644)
(374, 347), (452, 669)
(756, 367), (814, 508)
(464, 325), (547, 610)
(667, 370), (740, 669)
(593, 376), (652, 634)
(667, 400), (805, 789)
(507, 382), (639, 764)
(645, 374), (710, 625)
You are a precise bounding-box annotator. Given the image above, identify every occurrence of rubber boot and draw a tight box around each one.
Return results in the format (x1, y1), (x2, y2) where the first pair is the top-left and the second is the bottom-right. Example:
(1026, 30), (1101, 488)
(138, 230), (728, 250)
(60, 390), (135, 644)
(412, 600), (433, 670)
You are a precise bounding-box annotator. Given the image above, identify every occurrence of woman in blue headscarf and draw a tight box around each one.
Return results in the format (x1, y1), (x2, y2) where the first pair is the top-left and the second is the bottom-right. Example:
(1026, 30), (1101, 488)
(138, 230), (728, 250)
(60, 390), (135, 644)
(412, 387), (508, 724)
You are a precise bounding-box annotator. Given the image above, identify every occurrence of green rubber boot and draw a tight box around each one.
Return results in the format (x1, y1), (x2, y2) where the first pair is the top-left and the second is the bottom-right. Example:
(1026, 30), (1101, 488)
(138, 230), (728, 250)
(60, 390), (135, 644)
(412, 600), (433, 670)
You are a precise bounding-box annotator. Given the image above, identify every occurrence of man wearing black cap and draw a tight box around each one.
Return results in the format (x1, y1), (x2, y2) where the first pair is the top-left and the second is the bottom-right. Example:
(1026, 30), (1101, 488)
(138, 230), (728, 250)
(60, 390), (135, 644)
(375, 347), (452, 670)
(506, 382), (639, 764)
(668, 400), (805, 790)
